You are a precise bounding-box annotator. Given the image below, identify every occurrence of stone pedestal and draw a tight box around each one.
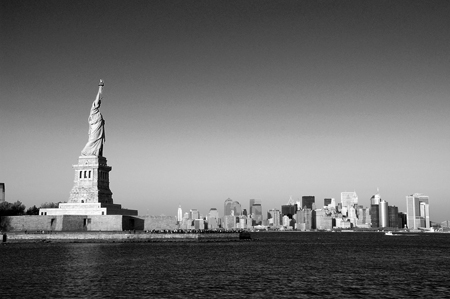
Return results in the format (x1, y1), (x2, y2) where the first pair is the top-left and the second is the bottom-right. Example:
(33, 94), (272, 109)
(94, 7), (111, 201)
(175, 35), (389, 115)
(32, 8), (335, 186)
(69, 156), (113, 204)
(40, 155), (138, 217)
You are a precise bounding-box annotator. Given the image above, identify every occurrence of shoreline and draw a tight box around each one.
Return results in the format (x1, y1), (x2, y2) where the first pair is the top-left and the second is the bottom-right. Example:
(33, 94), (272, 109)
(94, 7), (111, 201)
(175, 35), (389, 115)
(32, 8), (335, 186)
(3, 232), (251, 243)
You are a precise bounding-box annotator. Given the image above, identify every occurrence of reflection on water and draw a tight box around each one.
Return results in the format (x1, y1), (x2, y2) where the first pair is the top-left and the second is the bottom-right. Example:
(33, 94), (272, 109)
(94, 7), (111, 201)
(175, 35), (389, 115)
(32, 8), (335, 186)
(1, 233), (450, 298)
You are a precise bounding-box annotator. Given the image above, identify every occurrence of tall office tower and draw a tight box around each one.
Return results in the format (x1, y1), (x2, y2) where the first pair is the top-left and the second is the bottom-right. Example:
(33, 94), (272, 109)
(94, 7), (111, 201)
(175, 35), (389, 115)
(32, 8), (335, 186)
(252, 203), (262, 225)
(295, 210), (305, 230)
(282, 197), (297, 218)
(313, 209), (332, 230)
(295, 209), (313, 230)
(356, 206), (371, 227)
(388, 206), (399, 228)
(0, 183), (4, 203)
(304, 209), (312, 230)
(208, 217), (218, 229)
(398, 212), (407, 229)
(302, 196), (315, 210)
(224, 198), (233, 216)
(194, 219), (205, 230)
(208, 208), (219, 220)
(370, 205), (380, 227)
(268, 209), (281, 227)
(190, 209), (200, 220)
(348, 205), (357, 226)
(324, 198), (332, 207)
(341, 191), (358, 208)
(341, 206), (348, 217)
(406, 193), (430, 229)
(223, 215), (236, 229)
(249, 199), (261, 215)
(242, 209), (247, 216)
(281, 204), (297, 218)
(379, 200), (389, 228)
(363, 208), (371, 225)
(231, 201), (242, 216)
(238, 216), (248, 229)
(356, 206), (364, 225)
(370, 188), (381, 205)
(177, 205), (183, 222)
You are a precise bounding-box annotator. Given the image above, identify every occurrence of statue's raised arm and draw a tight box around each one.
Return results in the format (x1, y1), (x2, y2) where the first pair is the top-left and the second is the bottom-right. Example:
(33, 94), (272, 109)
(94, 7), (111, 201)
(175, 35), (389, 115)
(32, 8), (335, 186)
(93, 79), (104, 108)
(81, 80), (106, 156)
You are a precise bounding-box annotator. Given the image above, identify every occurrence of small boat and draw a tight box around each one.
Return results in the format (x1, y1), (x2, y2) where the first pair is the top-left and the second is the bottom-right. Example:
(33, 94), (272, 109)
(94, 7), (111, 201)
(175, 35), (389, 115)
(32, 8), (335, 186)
(385, 231), (393, 236)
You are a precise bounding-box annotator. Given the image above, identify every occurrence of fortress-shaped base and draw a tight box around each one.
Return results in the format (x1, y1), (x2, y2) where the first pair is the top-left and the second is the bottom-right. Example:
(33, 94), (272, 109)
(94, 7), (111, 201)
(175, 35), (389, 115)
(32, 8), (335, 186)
(40, 155), (138, 217)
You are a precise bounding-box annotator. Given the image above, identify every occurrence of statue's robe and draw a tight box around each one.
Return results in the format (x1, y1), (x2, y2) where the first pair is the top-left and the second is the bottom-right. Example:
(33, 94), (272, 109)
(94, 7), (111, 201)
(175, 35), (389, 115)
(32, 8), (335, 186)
(81, 101), (105, 156)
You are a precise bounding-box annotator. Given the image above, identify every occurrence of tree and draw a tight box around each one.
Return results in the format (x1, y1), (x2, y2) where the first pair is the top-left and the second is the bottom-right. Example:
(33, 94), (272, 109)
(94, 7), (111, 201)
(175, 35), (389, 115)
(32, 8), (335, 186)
(0, 201), (26, 216)
(40, 202), (61, 209)
(26, 205), (40, 215)
(0, 201), (26, 231)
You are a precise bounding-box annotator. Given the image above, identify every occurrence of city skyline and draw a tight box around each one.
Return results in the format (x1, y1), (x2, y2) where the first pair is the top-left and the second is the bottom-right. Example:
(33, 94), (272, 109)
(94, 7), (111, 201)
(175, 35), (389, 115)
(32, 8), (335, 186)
(174, 190), (427, 224)
(2, 1), (450, 222)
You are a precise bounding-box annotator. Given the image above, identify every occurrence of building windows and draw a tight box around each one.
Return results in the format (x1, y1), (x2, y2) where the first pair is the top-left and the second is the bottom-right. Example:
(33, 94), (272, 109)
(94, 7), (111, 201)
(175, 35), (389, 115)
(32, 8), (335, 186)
(79, 170), (94, 180)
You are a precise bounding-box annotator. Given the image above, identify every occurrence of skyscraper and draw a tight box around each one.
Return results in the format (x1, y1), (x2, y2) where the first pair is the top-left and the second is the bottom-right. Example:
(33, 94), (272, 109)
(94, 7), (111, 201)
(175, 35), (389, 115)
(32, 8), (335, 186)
(341, 191), (358, 208)
(252, 203), (262, 225)
(249, 199), (261, 215)
(370, 205), (380, 228)
(0, 183), (4, 203)
(281, 197), (297, 218)
(313, 209), (332, 230)
(268, 209), (281, 227)
(177, 205), (182, 222)
(231, 201), (242, 216)
(190, 209), (200, 220)
(296, 209), (313, 231)
(208, 208), (219, 220)
(406, 193), (430, 229)
(224, 198), (233, 217)
(370, 188), (381, 205)
(302, 196), (315, 210)
(388, 206), (399, 228)
(379, 200), (389, 228)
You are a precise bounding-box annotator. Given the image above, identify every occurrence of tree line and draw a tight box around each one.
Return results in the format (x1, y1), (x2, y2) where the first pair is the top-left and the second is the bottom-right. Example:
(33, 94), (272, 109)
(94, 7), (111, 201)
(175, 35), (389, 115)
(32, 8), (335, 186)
(0, 201), (62, 216)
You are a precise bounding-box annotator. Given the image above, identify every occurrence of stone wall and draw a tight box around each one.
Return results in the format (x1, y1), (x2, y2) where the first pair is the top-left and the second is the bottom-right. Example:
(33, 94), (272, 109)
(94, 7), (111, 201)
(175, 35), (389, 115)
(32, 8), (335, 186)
(62, 215), (87, 231)
(88, 215), (123, 231)
(3, 215), (54, 231)
(5, 232), (241, 242)
(88, 215), (144, 231)
(4, 215), (175, 232)
(3, 215), (144, 232)
(138, 216), (178, 230)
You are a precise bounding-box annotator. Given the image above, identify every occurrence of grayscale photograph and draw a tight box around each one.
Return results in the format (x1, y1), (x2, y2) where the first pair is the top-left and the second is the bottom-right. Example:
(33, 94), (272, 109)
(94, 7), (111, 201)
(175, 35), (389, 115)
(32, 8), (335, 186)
(1, 0), (450, 298)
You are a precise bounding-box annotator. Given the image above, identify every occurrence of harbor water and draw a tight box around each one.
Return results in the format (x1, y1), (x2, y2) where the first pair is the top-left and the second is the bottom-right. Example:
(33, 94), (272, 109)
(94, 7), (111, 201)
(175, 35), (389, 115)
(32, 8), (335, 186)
(1, 232), (449, 298)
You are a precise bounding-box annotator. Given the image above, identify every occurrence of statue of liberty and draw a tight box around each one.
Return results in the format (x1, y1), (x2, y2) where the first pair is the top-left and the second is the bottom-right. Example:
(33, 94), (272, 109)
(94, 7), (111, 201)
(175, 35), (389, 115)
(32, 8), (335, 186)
(81, 80), (105, 156)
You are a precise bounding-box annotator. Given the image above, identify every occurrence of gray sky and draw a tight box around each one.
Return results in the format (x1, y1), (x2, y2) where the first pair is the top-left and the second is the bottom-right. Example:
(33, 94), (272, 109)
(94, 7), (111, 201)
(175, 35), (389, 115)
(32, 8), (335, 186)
(1, 0), (449, 221)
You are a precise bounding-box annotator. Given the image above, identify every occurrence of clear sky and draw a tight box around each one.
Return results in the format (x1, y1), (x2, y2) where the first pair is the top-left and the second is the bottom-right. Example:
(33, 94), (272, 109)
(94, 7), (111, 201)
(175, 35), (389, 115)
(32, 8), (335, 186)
(1, 0), (449, 222)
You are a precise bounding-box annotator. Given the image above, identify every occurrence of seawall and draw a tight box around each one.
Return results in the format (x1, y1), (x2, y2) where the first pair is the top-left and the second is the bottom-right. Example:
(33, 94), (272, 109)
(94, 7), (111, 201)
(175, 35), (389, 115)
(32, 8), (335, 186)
(3, 232), (249, 243)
